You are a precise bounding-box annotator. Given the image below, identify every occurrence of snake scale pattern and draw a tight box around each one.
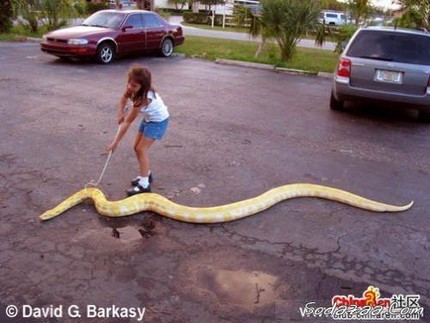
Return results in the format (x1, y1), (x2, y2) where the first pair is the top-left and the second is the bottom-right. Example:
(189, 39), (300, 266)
(39, 184), (413, 223)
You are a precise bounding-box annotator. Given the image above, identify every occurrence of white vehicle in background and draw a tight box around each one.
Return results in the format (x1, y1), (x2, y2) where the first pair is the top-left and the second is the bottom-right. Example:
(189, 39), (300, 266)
(109, 0), (136, 9)
(319, 11), (350, 26)
(366, 17), (385, 26)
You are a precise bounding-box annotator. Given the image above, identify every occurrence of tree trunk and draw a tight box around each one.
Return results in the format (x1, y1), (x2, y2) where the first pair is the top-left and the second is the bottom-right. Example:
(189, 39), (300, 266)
(279, 42), (293, 61)
(0, 0), (13, 33)
(254, 39), (265, 58)
(136, 0), (153, 10)
(136, 0), (144, 9)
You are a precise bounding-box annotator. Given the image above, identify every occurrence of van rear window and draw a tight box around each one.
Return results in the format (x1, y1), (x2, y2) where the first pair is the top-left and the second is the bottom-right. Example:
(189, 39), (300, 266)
(347, 30), (430, 65)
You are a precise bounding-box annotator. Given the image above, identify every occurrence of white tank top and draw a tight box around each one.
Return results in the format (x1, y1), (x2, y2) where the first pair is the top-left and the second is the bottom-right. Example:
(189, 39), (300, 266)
(140, 90), (169, 122)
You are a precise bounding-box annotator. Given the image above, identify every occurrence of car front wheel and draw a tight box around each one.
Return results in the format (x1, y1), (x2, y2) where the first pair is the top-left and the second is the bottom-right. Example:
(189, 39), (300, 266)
(96, 42), (114, 64)
(330, 91), (344, 111)
(160, 38), (173, 57)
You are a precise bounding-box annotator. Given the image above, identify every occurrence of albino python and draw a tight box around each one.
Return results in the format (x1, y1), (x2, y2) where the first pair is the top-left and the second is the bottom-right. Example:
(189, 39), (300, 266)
(40, 184), (413, 223)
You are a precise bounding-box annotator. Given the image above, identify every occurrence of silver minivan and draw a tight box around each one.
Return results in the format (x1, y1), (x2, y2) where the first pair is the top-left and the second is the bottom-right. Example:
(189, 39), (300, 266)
(331, 27), (430, 122)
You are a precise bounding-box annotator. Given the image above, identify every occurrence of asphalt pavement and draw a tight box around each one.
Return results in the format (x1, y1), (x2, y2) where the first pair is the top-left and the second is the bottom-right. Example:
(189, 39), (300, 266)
(0, 42), (429, 322)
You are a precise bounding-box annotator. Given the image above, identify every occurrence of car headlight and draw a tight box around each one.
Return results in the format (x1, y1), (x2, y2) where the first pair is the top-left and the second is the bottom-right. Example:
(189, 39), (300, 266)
(42, 35), (48, 41)
(67, 39), (89, 45)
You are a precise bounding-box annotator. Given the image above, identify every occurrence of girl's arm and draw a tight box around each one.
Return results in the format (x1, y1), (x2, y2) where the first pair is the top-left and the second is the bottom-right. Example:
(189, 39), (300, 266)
(117, 90), (131, 124)
(107, 105), (140, 153)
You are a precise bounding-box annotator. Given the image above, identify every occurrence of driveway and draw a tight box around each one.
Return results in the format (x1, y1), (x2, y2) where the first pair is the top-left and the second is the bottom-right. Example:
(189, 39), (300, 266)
(0, 42), (429, 322)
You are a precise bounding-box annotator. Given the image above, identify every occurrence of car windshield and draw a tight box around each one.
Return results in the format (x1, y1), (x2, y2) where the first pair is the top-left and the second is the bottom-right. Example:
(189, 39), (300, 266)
(347, 30), (430, 65)
(82, 12), (124, 29)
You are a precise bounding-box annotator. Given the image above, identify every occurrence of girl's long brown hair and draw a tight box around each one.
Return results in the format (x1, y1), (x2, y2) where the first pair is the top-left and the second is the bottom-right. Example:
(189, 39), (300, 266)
(127, 65), (155, 106)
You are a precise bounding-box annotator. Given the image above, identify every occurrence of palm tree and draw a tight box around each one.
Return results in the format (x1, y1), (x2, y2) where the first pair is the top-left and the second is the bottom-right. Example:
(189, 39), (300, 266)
(396, 0), (430, 30)
(12, 0), (85, 31)
(348, 0), (370, 25)
(136, 0), (155, 10)
(236, 0), (322, 61)
(41, 0), (86, 29)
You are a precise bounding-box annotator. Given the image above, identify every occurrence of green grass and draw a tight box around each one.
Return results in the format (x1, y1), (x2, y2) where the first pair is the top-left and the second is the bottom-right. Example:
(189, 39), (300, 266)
(0, 33), (26, 42)
(0, 25), (50, 42)
(183, 22), (338, 42)
(182, 22), (249, 33)
(175, 35), (339, 73)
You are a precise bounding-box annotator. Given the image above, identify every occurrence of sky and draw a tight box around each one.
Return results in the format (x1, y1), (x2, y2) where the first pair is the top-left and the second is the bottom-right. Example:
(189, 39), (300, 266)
(338, 0), (402, 10)
(371, 0), (402, 10)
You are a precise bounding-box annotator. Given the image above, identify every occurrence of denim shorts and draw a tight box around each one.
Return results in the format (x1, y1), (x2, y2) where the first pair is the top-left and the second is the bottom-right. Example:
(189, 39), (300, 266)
(139, 118), (169, 140)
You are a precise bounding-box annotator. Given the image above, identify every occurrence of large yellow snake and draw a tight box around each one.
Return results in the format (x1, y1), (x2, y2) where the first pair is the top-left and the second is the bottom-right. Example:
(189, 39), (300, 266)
(39, 184), (413, 223)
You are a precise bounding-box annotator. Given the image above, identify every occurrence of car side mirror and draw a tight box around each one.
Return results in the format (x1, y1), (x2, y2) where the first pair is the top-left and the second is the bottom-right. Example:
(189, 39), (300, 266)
(122, 25), (133, 32)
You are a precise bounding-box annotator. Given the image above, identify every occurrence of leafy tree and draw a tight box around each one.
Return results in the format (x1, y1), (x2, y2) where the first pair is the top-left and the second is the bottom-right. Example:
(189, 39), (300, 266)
(169, 0), (188, 10)
(41, 0), (86, 29)
(334, 24), (358, 53)
(12, 0), (41, 33)
(11, 0), (86, 32)
(236, 0), (323, 61)
(317, 0), (346, 11)
(136, 0), (154, 11)
(396, 0), (430, 30)
(348, 0), (370, 25)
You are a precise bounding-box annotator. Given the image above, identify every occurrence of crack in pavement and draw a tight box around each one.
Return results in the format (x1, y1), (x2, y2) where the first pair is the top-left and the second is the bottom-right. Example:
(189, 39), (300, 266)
(220, 223), (430, 306)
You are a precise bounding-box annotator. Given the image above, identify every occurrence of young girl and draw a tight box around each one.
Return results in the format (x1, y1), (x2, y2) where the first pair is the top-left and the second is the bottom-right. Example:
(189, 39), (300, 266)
(107, 65), (169, 196)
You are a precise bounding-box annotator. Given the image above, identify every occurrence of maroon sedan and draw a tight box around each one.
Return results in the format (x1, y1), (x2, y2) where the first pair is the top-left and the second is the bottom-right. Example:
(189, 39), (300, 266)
(40, 10), (185, 64)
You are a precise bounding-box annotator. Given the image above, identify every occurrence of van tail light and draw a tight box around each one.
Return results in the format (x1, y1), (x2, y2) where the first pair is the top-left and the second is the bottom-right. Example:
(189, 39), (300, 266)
(335, 58), (351, 84)
(427, 77), (430, 95)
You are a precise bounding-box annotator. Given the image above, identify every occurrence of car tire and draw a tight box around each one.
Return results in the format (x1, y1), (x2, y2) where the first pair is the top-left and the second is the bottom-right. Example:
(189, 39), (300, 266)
(160, 38), (173, 57)
(96, 42), (114, 64)
(330, 91), (344, 111)
(418, 110), (430, 123)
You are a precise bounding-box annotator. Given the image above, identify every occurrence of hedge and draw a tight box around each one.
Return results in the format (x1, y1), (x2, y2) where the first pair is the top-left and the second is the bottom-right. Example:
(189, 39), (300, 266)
(87, 2), (110, 14)
(183, 12), (225, 26)
(158, 8), (191, 14)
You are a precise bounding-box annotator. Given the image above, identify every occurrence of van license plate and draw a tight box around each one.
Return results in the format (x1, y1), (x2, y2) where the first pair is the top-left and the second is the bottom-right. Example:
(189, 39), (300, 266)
(375, 70), (403, 84)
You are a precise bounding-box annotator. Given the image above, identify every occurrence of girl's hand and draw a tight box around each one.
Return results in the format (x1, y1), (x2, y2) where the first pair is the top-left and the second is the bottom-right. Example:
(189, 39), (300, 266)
(106, 141), (118, 153)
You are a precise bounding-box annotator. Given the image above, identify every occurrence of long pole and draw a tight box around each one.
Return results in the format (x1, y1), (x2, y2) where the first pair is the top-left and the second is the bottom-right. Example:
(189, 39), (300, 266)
(223, 2), (225, 29)
(212, 7), (215, 28)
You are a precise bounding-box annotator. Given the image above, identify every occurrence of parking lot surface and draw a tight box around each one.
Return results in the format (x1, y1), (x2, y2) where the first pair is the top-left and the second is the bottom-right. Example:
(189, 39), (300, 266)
(0, 42), (429, 322)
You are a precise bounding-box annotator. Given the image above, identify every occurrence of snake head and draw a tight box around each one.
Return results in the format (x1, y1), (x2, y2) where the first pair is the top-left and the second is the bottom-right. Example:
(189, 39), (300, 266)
(39, 210), (58, 221)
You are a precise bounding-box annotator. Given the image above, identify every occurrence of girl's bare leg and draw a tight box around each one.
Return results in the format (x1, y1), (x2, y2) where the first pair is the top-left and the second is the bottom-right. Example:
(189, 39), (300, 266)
(133, 132), (144, 171)
(134, 134), (155, 178)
